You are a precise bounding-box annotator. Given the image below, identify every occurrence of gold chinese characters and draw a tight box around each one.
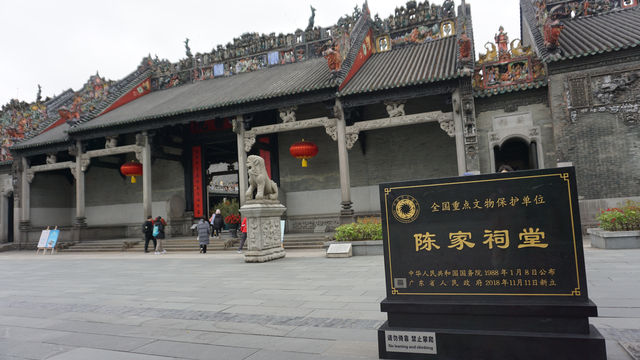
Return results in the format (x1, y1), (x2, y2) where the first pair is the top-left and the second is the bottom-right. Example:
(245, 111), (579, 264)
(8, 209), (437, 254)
(431, 194), (545, 212)
(414, 228), (548, 252)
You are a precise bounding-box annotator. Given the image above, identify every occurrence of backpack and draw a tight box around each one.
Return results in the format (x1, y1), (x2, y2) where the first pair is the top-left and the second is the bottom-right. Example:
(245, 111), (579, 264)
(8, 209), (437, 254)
(152, 224), (160, 237)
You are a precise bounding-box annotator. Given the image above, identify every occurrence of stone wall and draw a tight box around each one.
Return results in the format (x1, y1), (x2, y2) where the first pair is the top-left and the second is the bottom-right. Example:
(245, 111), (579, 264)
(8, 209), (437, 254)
(277, 121), (458, 220)
(27, 158), (186, 228)
(548, 58), (640, 199)
(30, 172), (73, 227)
(85, 158), (186, 225)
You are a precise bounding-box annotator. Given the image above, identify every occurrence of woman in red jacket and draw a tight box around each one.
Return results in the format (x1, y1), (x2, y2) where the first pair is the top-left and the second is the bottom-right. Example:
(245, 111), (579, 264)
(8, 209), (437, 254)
(237, 217), (247, 253)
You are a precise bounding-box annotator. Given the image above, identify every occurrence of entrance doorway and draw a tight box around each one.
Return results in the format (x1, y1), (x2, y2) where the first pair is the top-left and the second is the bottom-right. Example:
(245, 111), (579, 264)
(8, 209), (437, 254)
(494, 137), (538, 171)
(207, 161), (239, 217)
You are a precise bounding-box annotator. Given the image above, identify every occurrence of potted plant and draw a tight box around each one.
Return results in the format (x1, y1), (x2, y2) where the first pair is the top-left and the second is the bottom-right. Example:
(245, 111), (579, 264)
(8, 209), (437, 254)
(330, 217), (384, 256)
(225, 214), (241, 238)
(587, 201), (640, 249)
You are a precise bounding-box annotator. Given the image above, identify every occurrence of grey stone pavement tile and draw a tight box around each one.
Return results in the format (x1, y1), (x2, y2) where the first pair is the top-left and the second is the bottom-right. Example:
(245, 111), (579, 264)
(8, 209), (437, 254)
(133, 340), (257, 360)
(45, 332), (155, 352)
(0, 338), (73, 360)
(46, 347), (179, 360)
(0, 246), (638, 360)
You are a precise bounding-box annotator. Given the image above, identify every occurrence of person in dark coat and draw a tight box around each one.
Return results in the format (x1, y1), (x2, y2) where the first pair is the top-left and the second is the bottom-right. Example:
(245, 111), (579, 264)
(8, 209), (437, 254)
(197, 218), (210, 253)
(154, 216), (166, 254)
(210, 209), (224, 238)
(142, 215), (156, 253)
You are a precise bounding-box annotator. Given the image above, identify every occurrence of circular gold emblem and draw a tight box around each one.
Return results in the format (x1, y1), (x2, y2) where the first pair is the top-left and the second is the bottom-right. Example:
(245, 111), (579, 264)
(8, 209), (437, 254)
(392, 195), (420, 223)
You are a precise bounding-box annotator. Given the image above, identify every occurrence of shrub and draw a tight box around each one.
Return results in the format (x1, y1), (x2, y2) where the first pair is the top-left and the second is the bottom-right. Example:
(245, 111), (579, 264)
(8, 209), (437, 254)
(335, 221), (383, 241)
(212, 199), (239, 219)
(595, 201), (640, 231)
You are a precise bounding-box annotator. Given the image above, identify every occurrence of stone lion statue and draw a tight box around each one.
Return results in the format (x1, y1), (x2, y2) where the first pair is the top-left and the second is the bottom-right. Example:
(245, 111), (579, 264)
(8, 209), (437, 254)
(246, 155), (278, 201)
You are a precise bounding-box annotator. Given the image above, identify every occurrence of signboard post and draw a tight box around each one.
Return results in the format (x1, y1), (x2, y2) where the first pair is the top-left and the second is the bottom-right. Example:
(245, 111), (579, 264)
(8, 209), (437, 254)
(377, 167), (606, 359)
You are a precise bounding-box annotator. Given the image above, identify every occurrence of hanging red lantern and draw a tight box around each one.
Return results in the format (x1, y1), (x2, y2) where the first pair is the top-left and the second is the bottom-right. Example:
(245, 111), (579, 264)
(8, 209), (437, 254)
(289, 139), (318, 167)
(120, 161), (143, 183)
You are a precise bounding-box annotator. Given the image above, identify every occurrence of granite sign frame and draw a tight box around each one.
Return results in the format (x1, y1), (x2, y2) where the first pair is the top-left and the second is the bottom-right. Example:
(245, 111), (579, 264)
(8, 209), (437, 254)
(377, 167), (606, 360)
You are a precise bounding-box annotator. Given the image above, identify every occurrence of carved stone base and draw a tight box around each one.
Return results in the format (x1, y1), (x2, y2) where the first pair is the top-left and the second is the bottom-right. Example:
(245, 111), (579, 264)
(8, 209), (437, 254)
(244, 246), (286, 263)
(240, 202), (287, 263)
(73, 217), (87, 228)
(19, 221), (31, 231)
(340, 202), (355, 224)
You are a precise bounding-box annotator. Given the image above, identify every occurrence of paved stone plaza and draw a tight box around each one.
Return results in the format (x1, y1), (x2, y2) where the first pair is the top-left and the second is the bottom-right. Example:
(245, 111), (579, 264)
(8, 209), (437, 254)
(0, 244), (639, 360)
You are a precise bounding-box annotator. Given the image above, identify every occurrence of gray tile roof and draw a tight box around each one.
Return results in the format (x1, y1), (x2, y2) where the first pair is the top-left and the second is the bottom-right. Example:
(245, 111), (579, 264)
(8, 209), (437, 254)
(521, 0), (640, 62)
(70, 58), (335, 134)
(473, 79), (547, 98)
(556, 7), (640, 60)
(339, 36), (459, 96)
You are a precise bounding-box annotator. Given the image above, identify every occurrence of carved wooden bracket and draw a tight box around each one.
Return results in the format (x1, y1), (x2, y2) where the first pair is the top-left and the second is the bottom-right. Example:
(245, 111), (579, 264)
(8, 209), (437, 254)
(79, 155), (91, 172)
(25, 170), (34, 184)
(438, 118), (455, 137)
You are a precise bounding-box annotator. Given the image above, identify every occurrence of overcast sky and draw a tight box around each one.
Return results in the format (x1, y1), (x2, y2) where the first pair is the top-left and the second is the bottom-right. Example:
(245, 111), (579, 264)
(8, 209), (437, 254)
(0, 0), (519, 106)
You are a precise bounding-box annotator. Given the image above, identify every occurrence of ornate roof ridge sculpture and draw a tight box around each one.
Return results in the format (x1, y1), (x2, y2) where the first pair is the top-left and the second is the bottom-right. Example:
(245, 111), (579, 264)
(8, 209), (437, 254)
(473, 26), (547, 97)
(7, 61), (155, 155)
(3, 0), (461, 159)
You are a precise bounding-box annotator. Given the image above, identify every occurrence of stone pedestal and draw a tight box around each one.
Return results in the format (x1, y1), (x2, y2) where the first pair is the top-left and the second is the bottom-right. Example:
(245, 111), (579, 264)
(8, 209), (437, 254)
(240, 201), (286, 263)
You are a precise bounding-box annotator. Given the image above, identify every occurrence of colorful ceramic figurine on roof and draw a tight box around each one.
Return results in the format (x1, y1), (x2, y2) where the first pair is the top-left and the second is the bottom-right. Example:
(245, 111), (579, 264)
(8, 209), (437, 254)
(495, 26), (509, 60)
(474, 26), (546, 97)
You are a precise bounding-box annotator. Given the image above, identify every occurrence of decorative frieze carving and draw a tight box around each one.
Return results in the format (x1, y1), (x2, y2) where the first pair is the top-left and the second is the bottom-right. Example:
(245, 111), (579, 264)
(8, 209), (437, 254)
(243, 117), (336, 152)
(278, 106), (297, 123)
(385, 101), (406, 117)
(46, 154), (57, 164)
(1, 176), (13, 197)
(344, 111), (452, 149)
(105, 136), (118, 148)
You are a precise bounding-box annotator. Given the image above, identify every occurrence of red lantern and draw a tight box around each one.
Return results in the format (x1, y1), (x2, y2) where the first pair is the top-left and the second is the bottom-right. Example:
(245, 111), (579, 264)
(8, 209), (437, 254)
(289, 139), (318, 167)
(120, 161), (143, 183)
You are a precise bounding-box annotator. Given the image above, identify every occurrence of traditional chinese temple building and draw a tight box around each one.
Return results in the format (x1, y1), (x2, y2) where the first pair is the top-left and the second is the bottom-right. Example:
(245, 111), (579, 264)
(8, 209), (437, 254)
(0, 0), (638, 247)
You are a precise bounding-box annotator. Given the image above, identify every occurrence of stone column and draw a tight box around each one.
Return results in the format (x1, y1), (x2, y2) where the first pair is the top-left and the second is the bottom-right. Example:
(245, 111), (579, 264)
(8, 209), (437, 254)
(451, 90), (467, 176)
(73, 141), (87, 227)
(235, 115), (248, 205)
(0, 192), (8, 243)
(19, 157), (31, 230)
(142, 132), (152, 219)
(334, 99), (354, 223)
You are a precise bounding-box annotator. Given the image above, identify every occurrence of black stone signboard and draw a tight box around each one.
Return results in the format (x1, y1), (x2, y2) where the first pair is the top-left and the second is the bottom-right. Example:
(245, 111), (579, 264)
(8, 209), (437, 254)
(377, 168), (606, 360)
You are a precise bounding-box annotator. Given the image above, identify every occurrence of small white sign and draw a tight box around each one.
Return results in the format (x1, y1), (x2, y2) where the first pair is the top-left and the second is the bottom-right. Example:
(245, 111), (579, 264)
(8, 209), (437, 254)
(37, 230), (50, 248)
(385, 330), (437, 354)
(326, 243), (352, 258)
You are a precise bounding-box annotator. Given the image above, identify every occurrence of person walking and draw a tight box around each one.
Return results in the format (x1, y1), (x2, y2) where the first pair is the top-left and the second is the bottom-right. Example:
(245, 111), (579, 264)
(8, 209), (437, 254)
(210, 209), (224, 238)
(142, 215), (156, 253)
(196, 217), (210, 253)
(237, 216), (247, 253)
(153, 216), (166, 254)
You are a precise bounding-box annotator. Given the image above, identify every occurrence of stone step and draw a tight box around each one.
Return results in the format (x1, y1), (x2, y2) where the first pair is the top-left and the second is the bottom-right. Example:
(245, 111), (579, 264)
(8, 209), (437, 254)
(61, 232), (330, 252)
